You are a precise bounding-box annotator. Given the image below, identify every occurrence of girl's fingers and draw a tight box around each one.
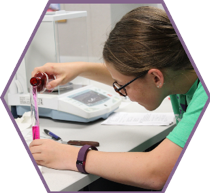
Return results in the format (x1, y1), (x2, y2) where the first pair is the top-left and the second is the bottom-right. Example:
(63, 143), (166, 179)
(46, 77), (63, 89)
(29, 139), (49, 148)
(30, 146), (42, 154)
(33, 153), (44, 162)
(31, 64), (57, 77)
(29, 140), (40, 148)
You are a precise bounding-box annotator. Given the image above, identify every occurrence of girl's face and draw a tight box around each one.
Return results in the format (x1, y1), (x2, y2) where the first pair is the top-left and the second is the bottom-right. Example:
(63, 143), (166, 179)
(106, 64), (166, 111)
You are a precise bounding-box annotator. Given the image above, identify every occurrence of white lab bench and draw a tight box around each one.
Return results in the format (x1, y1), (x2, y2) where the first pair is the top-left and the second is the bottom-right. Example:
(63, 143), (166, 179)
(37, 96), (175, 191)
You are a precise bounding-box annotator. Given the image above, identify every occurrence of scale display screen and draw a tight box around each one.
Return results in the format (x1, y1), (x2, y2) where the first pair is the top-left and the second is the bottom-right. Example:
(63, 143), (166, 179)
(70, 90), (109, 106)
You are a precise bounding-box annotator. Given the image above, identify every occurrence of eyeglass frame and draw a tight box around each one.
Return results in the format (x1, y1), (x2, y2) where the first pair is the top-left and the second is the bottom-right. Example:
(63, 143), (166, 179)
(113, 71), (148, 97)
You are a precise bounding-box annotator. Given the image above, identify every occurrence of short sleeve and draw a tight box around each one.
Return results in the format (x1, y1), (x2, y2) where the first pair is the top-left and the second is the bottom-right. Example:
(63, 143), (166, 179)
(166, 83), (208, 148)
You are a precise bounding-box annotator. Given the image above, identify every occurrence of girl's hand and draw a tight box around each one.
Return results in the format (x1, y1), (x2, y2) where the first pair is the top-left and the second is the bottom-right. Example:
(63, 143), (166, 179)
(31, 62), (84, 90)
(29, 139), (79, 171)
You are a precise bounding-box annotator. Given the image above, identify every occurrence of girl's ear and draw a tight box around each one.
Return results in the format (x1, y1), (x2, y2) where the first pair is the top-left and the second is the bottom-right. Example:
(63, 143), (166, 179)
(148, 69), (164, 88)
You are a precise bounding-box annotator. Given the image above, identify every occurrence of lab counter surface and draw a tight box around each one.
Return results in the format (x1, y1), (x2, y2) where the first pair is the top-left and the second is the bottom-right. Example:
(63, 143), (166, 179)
(35, 98), (175, 191)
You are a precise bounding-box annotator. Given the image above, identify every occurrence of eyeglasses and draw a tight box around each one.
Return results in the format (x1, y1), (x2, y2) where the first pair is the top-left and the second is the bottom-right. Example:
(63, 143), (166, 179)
(113, 71), (148, 97)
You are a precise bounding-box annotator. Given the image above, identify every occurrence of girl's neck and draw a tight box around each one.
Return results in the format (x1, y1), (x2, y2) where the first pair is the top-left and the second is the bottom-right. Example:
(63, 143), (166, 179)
(166, 70), (198, 95)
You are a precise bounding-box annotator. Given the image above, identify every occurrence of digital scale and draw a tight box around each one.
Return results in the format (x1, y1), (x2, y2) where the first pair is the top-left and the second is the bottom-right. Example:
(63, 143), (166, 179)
(9, 85), (121, 122)
(7, 11), (122, 122)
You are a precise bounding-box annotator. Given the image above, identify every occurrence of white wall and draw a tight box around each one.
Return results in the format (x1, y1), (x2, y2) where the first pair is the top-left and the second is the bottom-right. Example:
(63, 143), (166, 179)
(58, 4), (164, 63)
(5, 4), (165, 105)
(59, 4), (112, 63)
(110, 4), (164, 28)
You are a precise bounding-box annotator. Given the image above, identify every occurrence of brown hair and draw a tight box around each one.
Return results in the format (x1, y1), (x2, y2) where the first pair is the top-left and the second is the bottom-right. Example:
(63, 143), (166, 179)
(103, 6), (193, 77)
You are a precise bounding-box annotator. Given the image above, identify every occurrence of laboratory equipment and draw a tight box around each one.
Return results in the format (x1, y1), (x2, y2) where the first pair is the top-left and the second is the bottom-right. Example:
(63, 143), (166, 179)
(30, 72), (56, 93)
(30, 86), (40, 139)
(7, 10), (122, 122)
(9, 80), (122, 122)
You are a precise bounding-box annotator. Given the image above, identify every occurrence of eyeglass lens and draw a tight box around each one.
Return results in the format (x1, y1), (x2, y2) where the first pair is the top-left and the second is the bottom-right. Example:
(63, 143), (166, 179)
(113, 82), (126, 96)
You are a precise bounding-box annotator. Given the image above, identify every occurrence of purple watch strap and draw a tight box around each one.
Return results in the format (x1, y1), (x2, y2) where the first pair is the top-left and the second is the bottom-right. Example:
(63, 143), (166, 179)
(76, 145), (98, 174)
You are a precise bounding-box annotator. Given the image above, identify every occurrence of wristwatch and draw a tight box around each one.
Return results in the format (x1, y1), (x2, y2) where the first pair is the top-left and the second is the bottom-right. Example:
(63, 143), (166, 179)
(76, 145), (98, 174)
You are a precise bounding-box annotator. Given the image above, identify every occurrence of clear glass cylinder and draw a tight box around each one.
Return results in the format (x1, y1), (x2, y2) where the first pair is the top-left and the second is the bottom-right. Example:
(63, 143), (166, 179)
(30, 86), (40, 139)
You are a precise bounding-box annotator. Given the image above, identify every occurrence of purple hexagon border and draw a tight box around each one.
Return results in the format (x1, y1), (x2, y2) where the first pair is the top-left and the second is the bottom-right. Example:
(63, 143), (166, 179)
(0, 0), (209, 192)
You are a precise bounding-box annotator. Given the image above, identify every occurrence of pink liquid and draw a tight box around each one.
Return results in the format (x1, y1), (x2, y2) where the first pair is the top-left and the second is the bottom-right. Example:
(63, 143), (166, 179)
(31, 86), (40, 140)
(32, 125), (40, 140)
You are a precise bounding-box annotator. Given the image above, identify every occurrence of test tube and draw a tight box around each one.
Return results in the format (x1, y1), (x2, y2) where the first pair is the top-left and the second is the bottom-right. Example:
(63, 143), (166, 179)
(30, 86), (40, 140)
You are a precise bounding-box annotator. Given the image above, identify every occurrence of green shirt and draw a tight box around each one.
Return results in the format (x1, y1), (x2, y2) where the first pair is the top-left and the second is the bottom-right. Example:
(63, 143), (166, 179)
(166, 79), (208, 148)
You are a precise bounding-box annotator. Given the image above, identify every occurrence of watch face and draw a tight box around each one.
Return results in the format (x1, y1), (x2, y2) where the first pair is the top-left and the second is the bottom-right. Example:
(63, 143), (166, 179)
(76, 160), (87, 174)
(76, 160), (84, 166)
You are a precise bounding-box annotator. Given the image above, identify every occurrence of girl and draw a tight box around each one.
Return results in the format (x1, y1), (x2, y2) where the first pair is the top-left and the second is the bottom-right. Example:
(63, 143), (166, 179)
(29, 6), (207, 190)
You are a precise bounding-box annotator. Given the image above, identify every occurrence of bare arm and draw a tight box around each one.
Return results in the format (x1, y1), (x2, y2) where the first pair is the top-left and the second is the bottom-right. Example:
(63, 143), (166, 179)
(84, 138), (182, 190)
(31, 62), (114, 88)
(80, 62), (114, 86)
(30, 138), (182, 190)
